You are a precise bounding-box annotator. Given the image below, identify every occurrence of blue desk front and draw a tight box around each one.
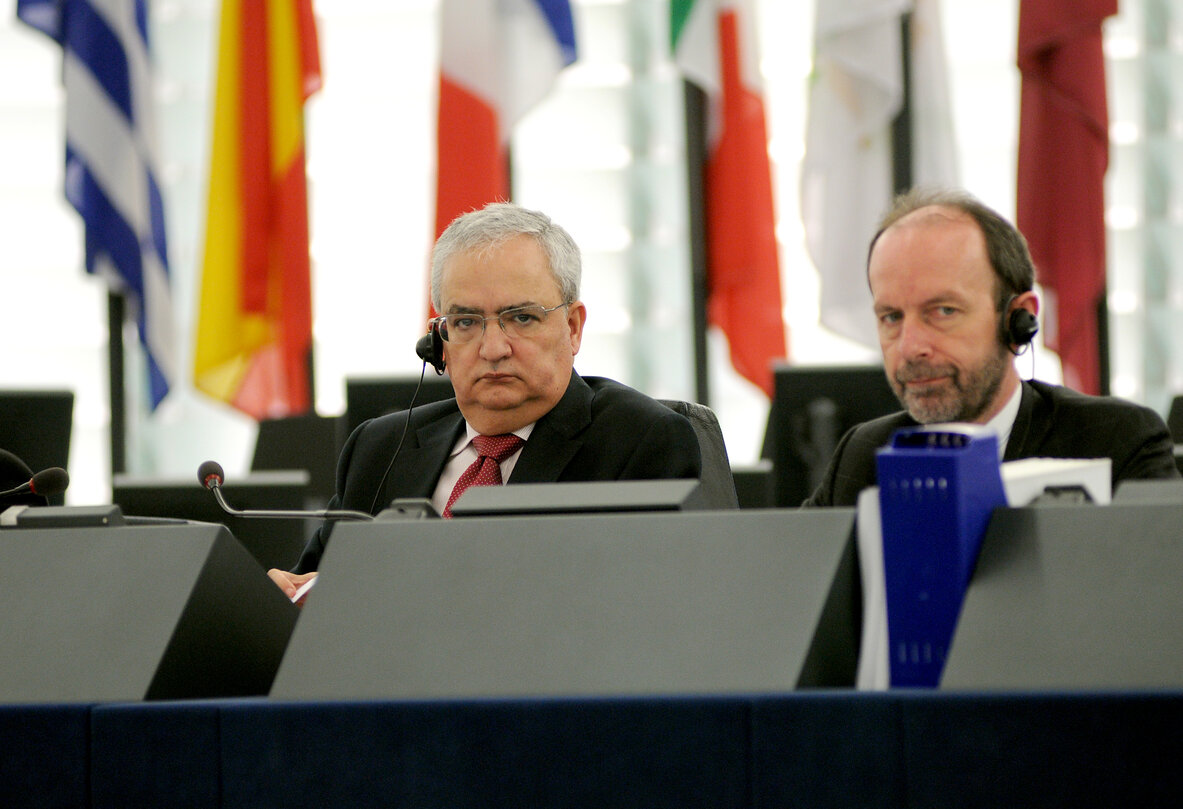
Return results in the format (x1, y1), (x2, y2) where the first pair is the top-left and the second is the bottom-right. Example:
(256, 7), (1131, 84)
(4, 692), (1181, 808)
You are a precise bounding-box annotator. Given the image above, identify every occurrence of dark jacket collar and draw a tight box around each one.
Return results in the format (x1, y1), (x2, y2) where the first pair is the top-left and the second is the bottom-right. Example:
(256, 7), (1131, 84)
(506, 369), (591, 482)
(380, 369), (589, 501)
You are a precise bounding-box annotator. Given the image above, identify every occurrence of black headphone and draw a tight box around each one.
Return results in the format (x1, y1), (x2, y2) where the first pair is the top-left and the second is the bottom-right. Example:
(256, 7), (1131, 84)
(1001, 297), (1039, 354)
(415, 320), (446, 374)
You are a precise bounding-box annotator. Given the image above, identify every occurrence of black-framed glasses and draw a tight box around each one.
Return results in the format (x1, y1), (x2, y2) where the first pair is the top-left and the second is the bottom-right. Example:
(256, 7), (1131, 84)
(434, 303), (571, 344)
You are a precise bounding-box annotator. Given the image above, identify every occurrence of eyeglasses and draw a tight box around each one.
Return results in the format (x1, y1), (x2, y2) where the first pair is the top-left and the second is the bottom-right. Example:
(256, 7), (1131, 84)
(434, 303), (571, 344)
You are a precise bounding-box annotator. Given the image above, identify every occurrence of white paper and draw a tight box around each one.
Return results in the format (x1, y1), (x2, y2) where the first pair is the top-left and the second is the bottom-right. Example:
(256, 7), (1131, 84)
(855, 486), (890, 690)
(291, 575), (318, 604)
(1001, 457), (1111, 506)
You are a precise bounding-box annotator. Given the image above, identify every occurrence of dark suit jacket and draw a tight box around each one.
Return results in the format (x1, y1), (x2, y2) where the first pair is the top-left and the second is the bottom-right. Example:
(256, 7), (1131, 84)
(294, 371), (702, 571)
(804, 379), (1180, 508)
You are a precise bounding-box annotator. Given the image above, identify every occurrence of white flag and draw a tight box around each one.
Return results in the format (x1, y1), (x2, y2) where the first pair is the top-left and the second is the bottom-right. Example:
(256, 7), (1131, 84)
(801, 0), (957, 349)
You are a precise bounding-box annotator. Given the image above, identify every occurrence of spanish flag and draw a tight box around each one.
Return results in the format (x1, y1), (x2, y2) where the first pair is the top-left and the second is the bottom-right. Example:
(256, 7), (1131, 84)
(194, 0), (322, 419)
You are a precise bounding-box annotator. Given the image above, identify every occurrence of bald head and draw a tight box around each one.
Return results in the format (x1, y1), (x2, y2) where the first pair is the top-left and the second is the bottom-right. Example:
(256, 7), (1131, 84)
(868, 188), (1036, 311)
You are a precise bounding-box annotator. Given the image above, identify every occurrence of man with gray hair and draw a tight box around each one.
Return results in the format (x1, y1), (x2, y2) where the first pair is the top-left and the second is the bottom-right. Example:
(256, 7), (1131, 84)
(270, 202), (702, 593)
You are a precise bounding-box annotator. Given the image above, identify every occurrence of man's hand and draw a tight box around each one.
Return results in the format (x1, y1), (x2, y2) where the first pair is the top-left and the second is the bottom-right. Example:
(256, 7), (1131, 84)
(268, 569), (317, 605)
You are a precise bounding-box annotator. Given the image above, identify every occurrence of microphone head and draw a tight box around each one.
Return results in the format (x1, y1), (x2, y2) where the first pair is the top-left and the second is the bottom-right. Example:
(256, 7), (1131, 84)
(197, 460), (225, 490)
(29, 467), (69, 497)
(0, 450), (50, 507)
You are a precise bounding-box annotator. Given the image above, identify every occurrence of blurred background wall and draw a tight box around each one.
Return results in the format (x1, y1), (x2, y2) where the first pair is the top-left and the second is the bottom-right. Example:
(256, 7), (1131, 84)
(2, 0), (1171, 505)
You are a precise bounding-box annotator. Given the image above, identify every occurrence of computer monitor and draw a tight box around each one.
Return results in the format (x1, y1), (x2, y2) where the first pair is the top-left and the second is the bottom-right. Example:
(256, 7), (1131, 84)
(251, 414), (344, 506)
(0, 389), (74, 506)
(112, 471), (312, 572)
(732, 459), (775, 509)
(344, 375), (455, 438)
(762, 364), (900, 506)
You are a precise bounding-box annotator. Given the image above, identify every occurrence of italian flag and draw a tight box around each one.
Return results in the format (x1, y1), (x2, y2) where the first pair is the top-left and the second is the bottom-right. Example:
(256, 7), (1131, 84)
(194, 0), (321, 419)
(673, 0), (787, 398)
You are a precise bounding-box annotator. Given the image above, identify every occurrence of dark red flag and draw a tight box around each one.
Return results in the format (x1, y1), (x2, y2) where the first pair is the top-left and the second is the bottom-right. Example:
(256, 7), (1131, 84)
(1016, 0), (1117, 394)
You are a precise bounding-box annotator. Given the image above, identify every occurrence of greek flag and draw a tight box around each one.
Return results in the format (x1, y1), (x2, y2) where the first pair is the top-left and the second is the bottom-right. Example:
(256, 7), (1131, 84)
(18, 0), (175, 407)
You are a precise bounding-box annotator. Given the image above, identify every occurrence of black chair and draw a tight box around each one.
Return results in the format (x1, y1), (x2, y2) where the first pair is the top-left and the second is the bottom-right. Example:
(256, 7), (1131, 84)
(658, 399), (739, 510)
(1167, 395), (1183, 444)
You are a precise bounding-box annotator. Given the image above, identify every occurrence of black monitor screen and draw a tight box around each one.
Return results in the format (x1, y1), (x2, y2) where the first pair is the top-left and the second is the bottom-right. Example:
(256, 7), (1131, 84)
(344, 375), (455, 439)
(251, 414), (344, 506)
(0, 389), (74, 471)
(762, 364), (900, 506)
(112, 471), (311, 572)
(0, 389), (74, 506)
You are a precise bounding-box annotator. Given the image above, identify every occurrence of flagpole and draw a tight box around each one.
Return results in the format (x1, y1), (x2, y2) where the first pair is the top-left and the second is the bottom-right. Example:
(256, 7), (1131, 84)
(683, 79), (711, 406)
(891, 12), (913, 194)
(108, 292), (126, 476)
(1097, 298), (1110, 396)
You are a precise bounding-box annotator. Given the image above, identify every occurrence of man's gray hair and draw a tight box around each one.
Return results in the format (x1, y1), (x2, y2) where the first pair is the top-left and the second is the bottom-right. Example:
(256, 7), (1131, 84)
(431, 202), (581, 311)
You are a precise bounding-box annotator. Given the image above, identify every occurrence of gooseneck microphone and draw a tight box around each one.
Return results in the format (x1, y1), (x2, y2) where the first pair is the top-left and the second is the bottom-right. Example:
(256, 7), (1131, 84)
(0, 466), (70, 499)
(197, 460), (373, 522)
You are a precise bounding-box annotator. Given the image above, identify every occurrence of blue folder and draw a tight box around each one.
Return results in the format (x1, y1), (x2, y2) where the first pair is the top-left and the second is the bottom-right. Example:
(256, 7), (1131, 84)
(876, 425), (1007, 687)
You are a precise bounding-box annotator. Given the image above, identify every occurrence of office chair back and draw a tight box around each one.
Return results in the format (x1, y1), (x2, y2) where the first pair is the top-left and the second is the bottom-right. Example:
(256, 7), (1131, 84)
(659, 399), (739, 509)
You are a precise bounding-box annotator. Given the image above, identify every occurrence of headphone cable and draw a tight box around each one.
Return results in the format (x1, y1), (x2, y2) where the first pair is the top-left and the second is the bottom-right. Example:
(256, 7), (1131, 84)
(366, 362), (429, 514)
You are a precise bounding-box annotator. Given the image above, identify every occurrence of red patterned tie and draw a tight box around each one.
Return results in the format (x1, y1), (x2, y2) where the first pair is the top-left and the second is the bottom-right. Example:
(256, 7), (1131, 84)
(442, 433), (525, 518)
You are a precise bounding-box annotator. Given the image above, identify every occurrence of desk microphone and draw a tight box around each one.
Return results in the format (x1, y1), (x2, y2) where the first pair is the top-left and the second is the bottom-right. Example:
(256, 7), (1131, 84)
(197, 461), (373, 522)
(0, 466), (70, 499)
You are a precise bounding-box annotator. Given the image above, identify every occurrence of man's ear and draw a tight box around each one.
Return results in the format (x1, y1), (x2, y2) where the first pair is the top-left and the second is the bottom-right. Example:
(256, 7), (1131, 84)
(1004, 292), (1040, 352)
(567, 301), (587, 355)
(1012, 290), (1039, 319)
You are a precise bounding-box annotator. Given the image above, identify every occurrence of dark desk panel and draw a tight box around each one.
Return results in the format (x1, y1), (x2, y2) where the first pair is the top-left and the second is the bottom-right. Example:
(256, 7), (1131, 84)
(6, 693), (1180, 809)
(0, 703), (90, 809)
(751, 692), (1183, 809)
(219, 698), (750, 809)
(91, 701), (222, 809)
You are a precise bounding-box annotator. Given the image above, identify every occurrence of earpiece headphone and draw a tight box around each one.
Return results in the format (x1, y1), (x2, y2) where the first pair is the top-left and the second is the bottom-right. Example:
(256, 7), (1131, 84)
(1001, 296), (1039, 354)
(415, 320), (446, 374)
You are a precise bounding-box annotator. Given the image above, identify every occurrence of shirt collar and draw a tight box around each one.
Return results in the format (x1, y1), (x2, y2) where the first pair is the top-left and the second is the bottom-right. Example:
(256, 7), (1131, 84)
(983, 381), (1023, 458)
(450, 421), (535, 458)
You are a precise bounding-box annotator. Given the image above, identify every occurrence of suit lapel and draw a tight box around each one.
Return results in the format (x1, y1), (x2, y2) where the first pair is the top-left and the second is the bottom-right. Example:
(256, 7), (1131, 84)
(508, 371), (591, 483)
(1003, 381), (1040, 462)
(380, 410), (465, 504)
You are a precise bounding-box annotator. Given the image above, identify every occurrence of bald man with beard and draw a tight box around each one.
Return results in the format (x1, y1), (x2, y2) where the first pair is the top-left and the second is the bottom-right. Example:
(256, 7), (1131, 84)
(804, 187), (1178, 508)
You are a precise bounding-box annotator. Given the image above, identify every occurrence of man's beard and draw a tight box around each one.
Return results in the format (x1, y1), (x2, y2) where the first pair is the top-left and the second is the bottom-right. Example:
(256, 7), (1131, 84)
(891, 346), (1009, 424)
